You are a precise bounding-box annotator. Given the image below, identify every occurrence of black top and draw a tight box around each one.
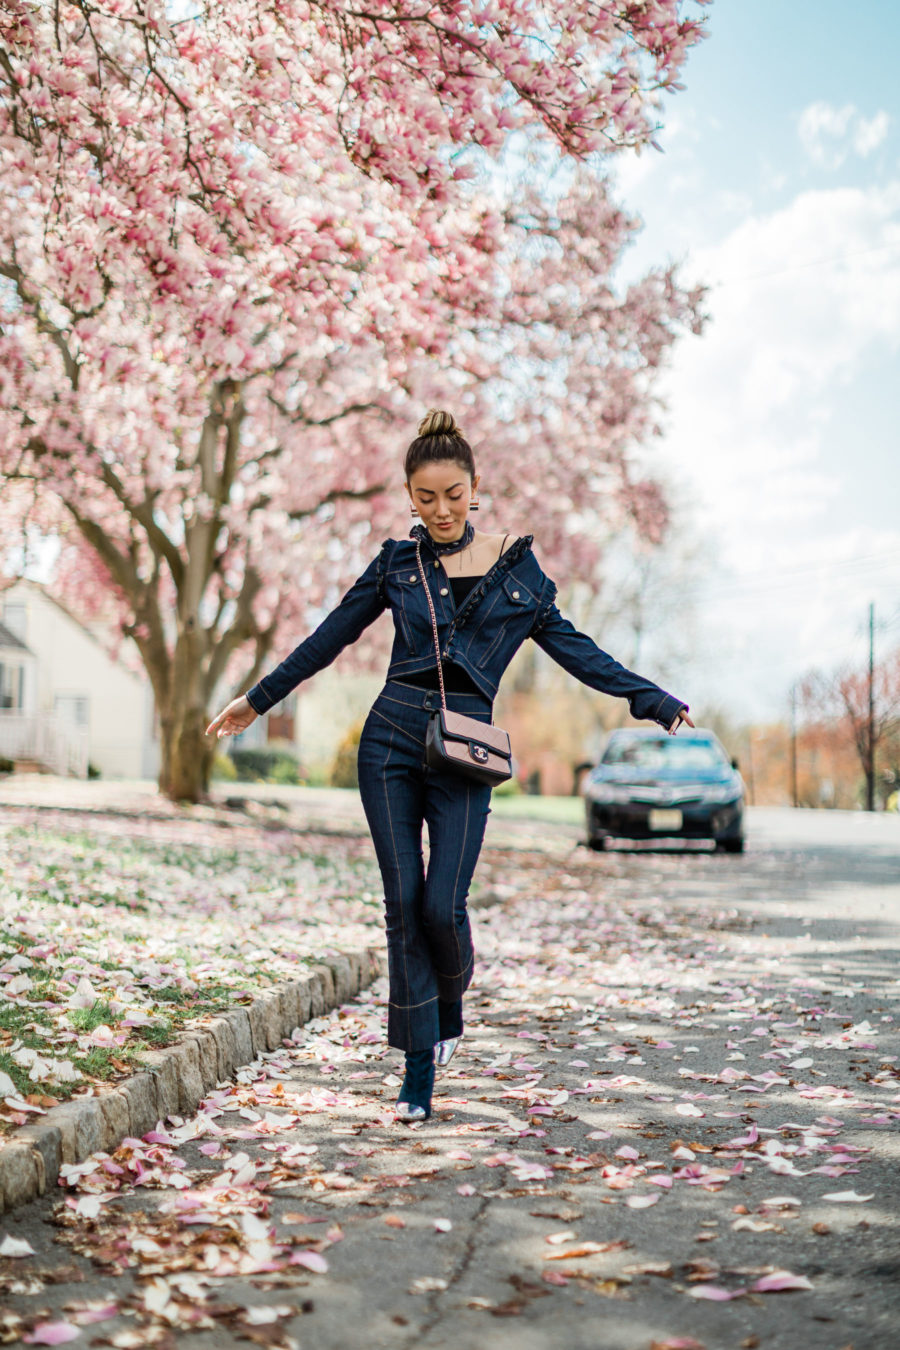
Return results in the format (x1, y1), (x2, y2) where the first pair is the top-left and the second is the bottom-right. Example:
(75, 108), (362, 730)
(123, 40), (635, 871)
(403, 575), (483, 696)
(448, 575), (479, 606)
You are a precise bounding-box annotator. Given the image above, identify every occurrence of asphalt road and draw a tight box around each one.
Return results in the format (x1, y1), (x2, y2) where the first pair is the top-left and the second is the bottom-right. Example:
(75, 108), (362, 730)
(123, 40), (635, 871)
(2, 805), (899, 1350)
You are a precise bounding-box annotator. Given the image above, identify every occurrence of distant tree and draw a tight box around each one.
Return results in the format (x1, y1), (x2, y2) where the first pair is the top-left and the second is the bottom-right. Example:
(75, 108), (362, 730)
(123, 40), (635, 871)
(575, 491), (711, 671)
(800, 649), (900, 810)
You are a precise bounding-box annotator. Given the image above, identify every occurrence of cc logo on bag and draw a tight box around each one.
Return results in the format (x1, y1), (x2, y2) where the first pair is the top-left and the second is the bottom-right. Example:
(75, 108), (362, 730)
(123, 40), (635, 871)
(471, 745), (489, 764)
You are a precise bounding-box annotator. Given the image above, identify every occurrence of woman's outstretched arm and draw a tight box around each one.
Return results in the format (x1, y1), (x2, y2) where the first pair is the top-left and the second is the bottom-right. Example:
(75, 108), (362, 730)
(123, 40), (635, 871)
(206, 547), (390, 737)
(530, 601), (691, 732)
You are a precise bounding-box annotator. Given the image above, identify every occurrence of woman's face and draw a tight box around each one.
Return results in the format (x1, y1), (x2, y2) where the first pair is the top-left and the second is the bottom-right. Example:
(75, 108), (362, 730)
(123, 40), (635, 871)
(406, 460), (479, 544)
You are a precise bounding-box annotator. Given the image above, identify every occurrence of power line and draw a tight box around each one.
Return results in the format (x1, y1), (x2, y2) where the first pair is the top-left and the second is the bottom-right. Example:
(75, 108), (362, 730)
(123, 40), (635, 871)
(705, 546), (900, 590)
(699, 557), (900, 601)
(611, 545), (900, 604)
(713, 239), (900, 288)
(866, 601), (876, 812)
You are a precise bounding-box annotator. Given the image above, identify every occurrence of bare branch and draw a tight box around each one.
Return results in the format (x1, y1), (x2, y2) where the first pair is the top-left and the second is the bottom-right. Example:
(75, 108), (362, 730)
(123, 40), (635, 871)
(205, 559), (264, 694)
(0, 257), (81, 387)
(265, 395), (388, 429)
(287, 481), (388, 521)
(98, 462), (185, 590)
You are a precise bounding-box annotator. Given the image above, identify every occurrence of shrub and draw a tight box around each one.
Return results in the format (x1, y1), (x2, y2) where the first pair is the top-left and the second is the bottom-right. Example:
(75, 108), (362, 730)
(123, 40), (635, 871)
(229, 747), (282, 781)
(270, 757), (301, 785)
(229, 745), (301, 784)
(211, 753), (238, 781)
(330, 721), (364, 789)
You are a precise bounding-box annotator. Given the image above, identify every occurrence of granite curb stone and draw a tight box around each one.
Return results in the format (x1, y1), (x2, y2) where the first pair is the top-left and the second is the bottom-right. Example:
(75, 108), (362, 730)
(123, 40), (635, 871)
(0, 943), (383, 1215)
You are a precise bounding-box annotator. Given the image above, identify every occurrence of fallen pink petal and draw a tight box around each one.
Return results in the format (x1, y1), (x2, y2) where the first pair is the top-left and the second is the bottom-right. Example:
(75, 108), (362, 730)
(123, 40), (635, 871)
(22, 1325), (82, 1346)
(752, 1271), (815, 1292)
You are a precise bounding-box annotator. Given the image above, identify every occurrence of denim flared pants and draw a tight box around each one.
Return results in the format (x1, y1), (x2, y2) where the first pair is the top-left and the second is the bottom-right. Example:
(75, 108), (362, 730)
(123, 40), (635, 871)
(357, 680), (494, 1053)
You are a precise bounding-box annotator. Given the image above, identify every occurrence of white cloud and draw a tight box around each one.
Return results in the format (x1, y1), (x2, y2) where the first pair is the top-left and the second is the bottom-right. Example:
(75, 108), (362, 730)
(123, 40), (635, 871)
(674, 183), (900, 428)
(853, 109), (890, 157)
(797, 101), (890, 169)
(653, 182), (900, 716)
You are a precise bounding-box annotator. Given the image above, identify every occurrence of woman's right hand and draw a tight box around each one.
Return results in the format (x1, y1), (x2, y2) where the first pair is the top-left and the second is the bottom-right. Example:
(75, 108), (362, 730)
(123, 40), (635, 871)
(205, 695), (258, 740)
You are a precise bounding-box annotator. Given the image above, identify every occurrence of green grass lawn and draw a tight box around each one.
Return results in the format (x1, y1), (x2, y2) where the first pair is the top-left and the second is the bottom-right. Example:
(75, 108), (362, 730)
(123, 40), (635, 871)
(0, 806), (382, 1122)
(489, 792), (585, 826)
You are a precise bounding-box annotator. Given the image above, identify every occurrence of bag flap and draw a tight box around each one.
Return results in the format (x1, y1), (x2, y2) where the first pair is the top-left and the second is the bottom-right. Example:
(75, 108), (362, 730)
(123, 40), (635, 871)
(439, 709), (511, 757)
(442, 740), (511, 776)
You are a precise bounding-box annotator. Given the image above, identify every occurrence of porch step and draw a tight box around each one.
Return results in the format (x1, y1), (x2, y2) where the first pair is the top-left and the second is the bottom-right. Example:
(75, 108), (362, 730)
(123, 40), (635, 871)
(12, 759), (53, 774)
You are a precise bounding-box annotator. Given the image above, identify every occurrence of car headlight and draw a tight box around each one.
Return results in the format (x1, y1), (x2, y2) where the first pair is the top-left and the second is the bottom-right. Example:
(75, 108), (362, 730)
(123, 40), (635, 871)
(698, 782), (742, 804)
(586, 782), (634, 803)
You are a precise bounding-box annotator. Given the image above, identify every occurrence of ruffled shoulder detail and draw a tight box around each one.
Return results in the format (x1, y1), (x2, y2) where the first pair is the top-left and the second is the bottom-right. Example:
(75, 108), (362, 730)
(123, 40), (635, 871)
(375, 538), (400, 603)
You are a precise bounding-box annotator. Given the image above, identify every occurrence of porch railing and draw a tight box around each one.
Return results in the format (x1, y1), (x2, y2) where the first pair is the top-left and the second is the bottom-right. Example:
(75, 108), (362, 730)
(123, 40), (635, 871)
(0, 712), (90, 777)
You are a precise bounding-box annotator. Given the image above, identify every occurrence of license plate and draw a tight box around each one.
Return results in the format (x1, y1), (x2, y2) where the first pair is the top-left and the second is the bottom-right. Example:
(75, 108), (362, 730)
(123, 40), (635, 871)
(648, 808), (683, 831)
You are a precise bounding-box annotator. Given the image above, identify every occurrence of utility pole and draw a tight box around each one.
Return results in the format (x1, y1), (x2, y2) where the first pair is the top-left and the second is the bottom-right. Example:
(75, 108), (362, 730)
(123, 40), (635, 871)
(745, 729), (755, 807)
(790, 684), (798, 808)
(866, 601), (875, 812)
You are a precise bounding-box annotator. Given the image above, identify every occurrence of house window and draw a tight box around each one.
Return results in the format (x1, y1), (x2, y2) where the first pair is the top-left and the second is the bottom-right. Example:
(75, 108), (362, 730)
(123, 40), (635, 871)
(0, 661), (23, 711)
(0, 662), (10, 709)
(54, 694), (90, 727)
(0, 603), (26, 642)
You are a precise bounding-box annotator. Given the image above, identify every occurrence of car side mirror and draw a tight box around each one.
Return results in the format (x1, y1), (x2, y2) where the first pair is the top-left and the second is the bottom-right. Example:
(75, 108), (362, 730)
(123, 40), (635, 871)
(731, 758), (739, 770)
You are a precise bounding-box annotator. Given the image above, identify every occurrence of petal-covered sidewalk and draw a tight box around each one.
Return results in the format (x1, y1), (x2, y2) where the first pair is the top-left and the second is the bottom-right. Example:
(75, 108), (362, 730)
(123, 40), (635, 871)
(2, 817), (899, 1349)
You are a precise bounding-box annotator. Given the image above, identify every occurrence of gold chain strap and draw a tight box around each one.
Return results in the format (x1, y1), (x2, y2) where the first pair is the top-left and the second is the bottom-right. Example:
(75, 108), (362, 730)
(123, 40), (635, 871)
(415, 540), (447, 713)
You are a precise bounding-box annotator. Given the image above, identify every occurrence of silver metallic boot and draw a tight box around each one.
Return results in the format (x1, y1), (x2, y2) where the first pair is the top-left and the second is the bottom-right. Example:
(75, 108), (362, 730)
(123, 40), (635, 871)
(435, 1036), (460, 1068)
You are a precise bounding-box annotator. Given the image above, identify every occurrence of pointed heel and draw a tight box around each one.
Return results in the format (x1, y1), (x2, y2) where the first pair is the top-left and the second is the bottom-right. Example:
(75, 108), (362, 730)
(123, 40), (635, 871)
(395, 1046), (435, 1121)
(435, 1036), (460, 1068)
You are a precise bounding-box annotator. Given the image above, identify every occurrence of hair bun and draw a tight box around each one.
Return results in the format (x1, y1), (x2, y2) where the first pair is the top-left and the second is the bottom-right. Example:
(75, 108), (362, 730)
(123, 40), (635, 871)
(417, 408), (460, 439)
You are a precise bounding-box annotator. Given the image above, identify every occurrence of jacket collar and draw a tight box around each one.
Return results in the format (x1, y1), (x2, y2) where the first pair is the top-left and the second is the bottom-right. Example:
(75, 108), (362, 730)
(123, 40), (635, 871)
(448, 534), (534, 629)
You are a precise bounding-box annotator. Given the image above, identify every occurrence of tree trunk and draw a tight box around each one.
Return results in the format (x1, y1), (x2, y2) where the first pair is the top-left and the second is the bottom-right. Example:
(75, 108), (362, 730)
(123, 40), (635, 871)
(157, 628), (218, 803)
(159, 703), (216, 802)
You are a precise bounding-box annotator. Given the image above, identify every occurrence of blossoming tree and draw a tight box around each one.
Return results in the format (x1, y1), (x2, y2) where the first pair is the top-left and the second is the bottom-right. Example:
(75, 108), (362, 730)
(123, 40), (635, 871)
(0, 0), (708, 800)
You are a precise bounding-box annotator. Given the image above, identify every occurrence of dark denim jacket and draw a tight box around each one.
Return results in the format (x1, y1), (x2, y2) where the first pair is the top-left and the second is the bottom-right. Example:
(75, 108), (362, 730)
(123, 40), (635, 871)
(246, 534), (687, 730)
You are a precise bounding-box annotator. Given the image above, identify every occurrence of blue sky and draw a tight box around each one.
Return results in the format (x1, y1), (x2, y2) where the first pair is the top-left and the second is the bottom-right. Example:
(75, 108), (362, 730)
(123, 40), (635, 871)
(611, 0), (900, 721)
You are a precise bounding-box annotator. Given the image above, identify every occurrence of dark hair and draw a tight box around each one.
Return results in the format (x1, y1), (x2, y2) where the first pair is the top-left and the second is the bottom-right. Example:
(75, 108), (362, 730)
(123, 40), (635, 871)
(404, 409), (476, 481)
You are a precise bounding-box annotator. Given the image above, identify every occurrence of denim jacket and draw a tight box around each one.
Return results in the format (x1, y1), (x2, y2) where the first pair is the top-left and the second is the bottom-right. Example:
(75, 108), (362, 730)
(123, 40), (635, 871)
(245, 533), (688, 730)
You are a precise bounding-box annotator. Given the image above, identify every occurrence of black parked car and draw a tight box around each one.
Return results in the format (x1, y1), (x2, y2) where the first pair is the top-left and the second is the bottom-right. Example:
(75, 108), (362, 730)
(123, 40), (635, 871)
(581, 727), (745, 852)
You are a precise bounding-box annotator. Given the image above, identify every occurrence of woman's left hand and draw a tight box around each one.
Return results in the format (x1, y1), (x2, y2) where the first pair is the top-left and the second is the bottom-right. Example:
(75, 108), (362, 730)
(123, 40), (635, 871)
(206, 695), (258, 739)
(668, 709), (695, 735)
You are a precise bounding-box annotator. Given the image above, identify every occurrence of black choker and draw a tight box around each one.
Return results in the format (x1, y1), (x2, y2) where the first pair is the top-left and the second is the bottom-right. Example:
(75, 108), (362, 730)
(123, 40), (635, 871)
(410, 521), (475, 556)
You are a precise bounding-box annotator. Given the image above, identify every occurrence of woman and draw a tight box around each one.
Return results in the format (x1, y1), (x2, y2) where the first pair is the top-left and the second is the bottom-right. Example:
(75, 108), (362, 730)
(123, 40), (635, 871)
(206, 410), (693, 1122)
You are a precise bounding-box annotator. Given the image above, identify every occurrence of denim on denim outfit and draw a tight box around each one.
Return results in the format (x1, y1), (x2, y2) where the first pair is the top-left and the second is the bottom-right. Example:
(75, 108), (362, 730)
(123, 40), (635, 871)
(245, 531), (688, 1052)
(356, 679), (492, 1051)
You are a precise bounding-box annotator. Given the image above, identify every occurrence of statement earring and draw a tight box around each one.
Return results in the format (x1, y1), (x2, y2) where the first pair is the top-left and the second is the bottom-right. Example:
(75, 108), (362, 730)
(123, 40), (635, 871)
(409, 503), (419, 517)
(469, 495), (480, 511)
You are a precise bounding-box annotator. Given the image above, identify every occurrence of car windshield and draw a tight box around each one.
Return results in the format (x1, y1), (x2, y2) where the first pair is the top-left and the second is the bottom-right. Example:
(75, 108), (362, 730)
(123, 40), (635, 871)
(602, 737), (728, 773)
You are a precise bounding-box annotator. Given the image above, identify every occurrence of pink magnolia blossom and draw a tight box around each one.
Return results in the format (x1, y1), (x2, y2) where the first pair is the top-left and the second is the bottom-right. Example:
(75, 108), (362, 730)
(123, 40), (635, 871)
(0, 0), (708, 799)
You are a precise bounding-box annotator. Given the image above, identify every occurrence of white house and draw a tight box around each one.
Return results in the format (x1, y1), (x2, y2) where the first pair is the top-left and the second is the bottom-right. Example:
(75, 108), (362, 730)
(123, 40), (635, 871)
(0, 577), (377, 784)
(0, 579), (158, 779)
